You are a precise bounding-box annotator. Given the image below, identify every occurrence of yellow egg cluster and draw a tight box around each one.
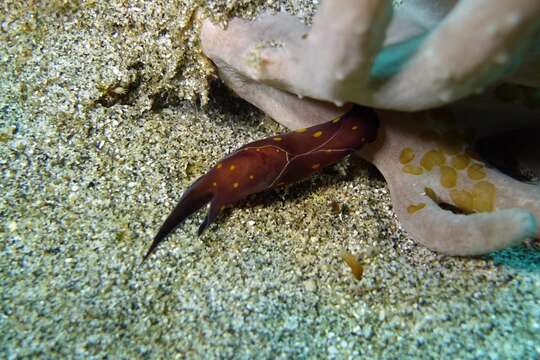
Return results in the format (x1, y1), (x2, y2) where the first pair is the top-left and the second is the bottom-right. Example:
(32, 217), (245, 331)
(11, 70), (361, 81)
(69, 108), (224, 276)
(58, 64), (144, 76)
(399, 142), (496, 214)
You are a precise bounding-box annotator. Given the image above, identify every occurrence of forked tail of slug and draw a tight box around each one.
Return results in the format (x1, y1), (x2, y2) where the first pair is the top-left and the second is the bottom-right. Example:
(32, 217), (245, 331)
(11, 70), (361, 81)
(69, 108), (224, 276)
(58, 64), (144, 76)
(143, 177), (214, 262)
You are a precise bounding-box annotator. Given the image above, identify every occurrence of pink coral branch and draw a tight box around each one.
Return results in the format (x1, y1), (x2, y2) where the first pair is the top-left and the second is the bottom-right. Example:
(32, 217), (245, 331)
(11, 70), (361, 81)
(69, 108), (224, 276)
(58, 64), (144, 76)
(202, 0), (540, 111)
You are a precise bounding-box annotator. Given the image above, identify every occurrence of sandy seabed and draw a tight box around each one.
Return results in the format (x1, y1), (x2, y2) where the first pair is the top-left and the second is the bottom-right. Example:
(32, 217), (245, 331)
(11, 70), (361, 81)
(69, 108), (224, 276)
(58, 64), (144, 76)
(1, 1), (539, 358)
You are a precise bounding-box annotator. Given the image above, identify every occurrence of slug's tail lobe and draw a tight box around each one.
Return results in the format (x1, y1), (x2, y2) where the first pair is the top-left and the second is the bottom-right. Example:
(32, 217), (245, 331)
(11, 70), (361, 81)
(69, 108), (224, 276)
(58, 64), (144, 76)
(143, 178), (214, 262)
(197, 198), (223, 236)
